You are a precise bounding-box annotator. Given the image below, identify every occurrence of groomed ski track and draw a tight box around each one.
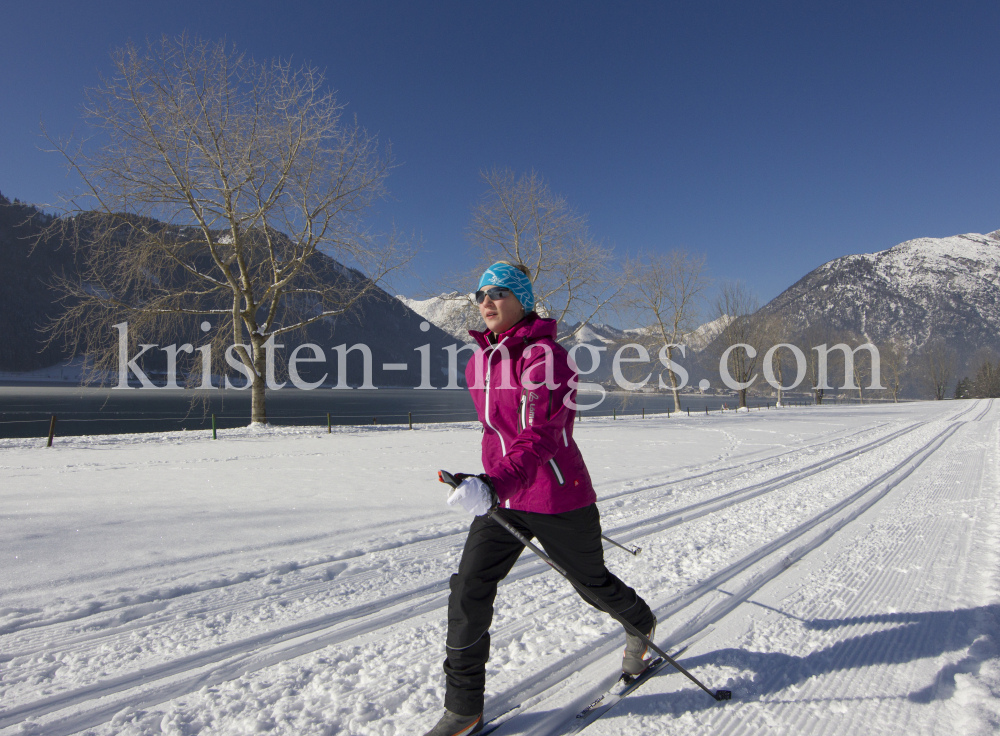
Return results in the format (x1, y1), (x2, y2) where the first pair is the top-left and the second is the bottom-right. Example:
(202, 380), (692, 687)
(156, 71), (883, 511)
(1, 400), (998, 734)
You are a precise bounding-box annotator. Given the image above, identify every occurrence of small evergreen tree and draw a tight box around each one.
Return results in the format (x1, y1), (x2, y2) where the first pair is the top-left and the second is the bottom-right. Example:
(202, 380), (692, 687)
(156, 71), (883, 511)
(954, 377), (971, 399)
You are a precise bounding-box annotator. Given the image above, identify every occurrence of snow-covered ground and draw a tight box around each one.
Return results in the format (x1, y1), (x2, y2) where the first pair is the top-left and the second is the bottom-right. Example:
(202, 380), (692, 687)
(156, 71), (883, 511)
(1, 400), (998, 735)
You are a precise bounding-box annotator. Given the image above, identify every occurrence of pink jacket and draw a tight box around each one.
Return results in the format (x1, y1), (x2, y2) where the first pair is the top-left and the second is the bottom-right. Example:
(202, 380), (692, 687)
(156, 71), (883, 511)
(466, 314), (597, 514)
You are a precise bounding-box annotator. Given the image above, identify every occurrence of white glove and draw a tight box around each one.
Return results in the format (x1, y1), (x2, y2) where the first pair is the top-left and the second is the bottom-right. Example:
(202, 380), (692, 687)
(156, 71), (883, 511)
(447, 477), (496, 516)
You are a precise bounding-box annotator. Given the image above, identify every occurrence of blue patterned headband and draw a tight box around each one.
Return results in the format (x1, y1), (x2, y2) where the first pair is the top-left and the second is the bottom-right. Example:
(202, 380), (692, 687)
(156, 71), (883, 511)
(478, 262), (534, 313)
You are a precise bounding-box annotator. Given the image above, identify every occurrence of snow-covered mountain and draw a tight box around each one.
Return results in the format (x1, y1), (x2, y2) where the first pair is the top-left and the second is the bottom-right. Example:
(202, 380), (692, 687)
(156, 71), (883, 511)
(609, 318), (728, 352)
(684, 314), (732, 350)
(394, 295), (631, 347)
(561, 322), (627, 345)
(396, 293), (481, 343)
(761, 229), (1000, 370)
(396, 290), (732, 351)
(399, 225), (1000, 388)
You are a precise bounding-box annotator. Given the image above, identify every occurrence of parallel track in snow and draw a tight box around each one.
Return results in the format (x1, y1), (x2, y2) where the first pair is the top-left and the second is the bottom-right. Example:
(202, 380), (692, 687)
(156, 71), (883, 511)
(2, 407), (931, 648)
(694, 401), (998, 735)
(600, 418), (931, 544)
(472, 416), (975, 734)
(0, 401), (986, 735)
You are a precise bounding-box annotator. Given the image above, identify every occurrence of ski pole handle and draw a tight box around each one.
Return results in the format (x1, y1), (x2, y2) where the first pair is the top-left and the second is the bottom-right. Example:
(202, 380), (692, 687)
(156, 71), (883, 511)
(438, 470), (460, 488)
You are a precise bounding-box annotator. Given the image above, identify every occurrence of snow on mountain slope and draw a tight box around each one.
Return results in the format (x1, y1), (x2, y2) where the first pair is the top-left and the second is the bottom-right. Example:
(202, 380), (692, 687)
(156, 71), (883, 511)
(562, 322), (626, 345)
(396, 293), (481, 342)
(762, 229), (1000, 369)
(684, 315), (732, 351)
(395, 294), (725, 359)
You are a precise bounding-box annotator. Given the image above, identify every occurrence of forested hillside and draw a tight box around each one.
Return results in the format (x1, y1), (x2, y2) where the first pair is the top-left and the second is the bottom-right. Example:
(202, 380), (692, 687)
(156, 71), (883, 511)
(0, 192), (74, 371)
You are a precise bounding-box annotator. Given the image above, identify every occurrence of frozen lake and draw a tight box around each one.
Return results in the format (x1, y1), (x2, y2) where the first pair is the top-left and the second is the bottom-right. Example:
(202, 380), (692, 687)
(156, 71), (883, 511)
(0, 385), (774, 439)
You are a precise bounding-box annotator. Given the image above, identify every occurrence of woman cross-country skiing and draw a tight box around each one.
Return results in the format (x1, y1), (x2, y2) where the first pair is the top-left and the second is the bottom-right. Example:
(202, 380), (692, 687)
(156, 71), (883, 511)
(423, 262), (657, 736)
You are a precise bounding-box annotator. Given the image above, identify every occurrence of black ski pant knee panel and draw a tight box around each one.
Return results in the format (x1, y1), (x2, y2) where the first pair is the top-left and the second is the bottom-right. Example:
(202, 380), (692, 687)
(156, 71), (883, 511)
(443, 504), (655, 716)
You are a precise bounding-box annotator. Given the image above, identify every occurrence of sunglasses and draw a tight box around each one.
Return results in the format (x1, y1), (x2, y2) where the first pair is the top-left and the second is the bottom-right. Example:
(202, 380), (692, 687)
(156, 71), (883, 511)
(475, 287), (511, 304)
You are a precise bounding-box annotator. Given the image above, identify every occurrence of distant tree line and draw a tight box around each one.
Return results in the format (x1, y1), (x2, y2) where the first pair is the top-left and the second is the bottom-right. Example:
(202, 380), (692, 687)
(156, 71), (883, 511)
(955, 350), (1000, 399)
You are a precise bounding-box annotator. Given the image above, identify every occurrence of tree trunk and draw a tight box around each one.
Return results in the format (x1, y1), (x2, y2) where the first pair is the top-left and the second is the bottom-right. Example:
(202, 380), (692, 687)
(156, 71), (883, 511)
(666, 345), (682, 413)
(775, 361), (783, 406)
(250, 335), (268, 424)
(739, 388), (747, 409)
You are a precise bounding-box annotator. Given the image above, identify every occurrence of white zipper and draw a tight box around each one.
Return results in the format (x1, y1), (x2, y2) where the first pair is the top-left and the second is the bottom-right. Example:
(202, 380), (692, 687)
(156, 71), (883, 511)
(549, 458), (565, 485)
(484, 338), (508, 456)
(562, 428), (569, 447)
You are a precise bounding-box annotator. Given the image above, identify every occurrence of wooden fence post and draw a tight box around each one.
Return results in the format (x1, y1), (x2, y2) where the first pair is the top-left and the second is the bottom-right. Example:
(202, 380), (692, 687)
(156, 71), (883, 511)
(47, 415), (57, 447)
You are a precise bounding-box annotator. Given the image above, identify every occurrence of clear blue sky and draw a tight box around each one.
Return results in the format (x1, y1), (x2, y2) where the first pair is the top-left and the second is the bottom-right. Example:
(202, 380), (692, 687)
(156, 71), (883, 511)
(3, 1), (998, 309)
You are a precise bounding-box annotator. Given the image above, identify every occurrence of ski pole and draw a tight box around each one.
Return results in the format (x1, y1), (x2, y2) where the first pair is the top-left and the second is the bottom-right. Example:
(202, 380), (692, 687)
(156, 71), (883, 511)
(601, 533), (641, 556)
(438, 470), (731, 702)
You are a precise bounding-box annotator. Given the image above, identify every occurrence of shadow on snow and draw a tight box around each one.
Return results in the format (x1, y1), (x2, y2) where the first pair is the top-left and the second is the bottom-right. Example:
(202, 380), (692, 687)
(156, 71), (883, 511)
(612, 604), (1000, 717)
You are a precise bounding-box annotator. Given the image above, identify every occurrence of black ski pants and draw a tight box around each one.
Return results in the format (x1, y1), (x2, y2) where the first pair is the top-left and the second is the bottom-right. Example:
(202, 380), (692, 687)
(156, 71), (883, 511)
(443, 503), (655, 716)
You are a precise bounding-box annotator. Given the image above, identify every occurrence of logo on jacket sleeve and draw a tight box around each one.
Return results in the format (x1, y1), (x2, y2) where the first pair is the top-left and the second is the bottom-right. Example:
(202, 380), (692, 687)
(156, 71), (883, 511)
(527, 391), (539, 425)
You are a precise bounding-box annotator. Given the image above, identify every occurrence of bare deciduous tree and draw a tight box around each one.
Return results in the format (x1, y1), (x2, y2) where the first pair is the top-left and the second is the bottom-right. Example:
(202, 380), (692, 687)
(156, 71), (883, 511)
(712, 281), (767, 409)
(760, 312), (794, 406)
(621, 249), (709, 412)
(44, 35), (407, 423)
(969, 348), (1000, 398)
(466, 168), (619, 340)
(800, 320), (840, 405)
(844, 333), (872, 404)
(918, 338), (956, 400)
(879, 337), (907, 402)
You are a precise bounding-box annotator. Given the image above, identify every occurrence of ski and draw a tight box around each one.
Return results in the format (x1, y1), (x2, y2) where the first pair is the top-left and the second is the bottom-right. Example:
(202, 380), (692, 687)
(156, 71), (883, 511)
(479, 627), (715, 735)
(560, 644), (688, 734)
(477, 654), (680, 736)
(479, 705), (522, 735)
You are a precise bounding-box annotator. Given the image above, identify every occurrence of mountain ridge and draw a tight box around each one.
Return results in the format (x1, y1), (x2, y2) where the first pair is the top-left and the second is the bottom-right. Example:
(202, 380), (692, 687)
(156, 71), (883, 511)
(760, 229), (1000, 374)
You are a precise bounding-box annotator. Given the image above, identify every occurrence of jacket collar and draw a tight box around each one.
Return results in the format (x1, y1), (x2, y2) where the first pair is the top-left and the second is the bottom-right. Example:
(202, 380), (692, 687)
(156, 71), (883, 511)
(469, 313), (558, 350)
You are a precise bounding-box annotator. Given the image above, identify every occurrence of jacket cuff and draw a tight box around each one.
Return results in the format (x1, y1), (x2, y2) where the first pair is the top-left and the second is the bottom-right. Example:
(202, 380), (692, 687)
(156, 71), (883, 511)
(485, 470), (515, 503)
(477, 474), (500, 507)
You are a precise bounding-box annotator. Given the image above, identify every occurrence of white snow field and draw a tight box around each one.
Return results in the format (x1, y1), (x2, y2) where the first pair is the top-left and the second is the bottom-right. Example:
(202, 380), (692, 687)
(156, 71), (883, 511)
(1, 399), (998, 735)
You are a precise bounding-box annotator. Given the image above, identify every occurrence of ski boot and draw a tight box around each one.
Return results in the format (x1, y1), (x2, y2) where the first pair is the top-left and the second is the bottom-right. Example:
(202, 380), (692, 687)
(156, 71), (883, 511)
(422, 708), (483, 736)
(622, 616), (657, 675)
